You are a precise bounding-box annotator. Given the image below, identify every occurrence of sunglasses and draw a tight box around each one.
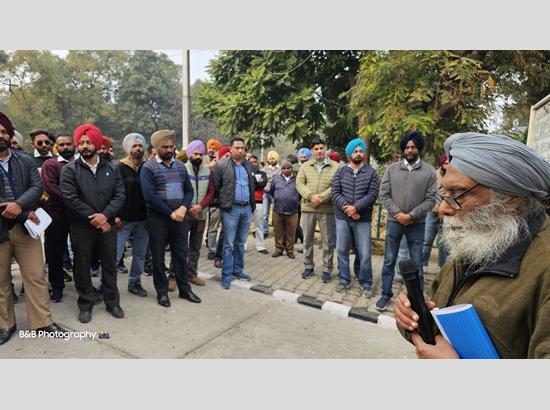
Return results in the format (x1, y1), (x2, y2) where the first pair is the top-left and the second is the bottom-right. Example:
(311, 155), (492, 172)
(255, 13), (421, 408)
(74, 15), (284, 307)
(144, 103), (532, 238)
(36, 140), (51, 147)
(434, 183), (481, 210)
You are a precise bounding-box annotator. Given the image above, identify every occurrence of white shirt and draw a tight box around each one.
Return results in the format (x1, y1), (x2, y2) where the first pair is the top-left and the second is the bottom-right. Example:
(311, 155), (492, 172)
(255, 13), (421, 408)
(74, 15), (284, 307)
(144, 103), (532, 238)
(84, 155), (100, 175)
(404, 158), (420, 171)
(33, 149), (53, 158)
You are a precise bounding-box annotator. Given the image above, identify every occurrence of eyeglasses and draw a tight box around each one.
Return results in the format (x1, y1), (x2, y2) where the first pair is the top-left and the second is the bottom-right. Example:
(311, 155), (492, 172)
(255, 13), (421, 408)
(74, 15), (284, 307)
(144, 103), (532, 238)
(36, 140), (51, 147)
(434, 183), (480, 210)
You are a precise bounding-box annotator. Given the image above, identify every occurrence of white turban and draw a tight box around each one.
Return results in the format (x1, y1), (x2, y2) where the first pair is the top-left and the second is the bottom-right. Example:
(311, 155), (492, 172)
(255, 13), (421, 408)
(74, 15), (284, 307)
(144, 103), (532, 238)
(122, 133), (147, 155)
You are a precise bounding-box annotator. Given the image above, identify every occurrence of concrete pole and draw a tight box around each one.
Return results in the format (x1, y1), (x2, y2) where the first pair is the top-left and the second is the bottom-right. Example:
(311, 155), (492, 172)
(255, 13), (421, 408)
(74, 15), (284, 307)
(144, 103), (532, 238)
(182, 50), (191, 148)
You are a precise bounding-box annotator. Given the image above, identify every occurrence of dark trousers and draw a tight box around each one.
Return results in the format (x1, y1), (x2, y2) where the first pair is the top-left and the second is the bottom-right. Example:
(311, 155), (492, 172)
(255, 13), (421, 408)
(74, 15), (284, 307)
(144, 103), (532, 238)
(45, 216), (70, 291)
(71, 225), (120, 312)
(147, 213), (190, 295)
(295, 210), (304, 244)
(273, 212), (299, 253)
(215, 228), (224, 260)
(187, 219), (206, 277)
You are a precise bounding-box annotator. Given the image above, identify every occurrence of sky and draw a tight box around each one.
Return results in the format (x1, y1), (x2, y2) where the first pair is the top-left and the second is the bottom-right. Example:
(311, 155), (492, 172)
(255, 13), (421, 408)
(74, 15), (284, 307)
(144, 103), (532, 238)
(51, 49), (218, 84)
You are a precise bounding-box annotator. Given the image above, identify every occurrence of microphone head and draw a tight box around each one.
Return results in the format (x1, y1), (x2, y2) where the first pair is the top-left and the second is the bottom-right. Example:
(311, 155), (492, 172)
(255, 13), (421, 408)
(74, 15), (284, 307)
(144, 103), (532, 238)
(399, 258), (419, 280)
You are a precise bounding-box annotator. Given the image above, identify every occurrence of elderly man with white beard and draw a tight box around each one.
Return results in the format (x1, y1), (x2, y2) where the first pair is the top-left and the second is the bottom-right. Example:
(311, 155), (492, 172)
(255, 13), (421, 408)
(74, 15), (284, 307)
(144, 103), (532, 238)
(394, 132), (550, 359)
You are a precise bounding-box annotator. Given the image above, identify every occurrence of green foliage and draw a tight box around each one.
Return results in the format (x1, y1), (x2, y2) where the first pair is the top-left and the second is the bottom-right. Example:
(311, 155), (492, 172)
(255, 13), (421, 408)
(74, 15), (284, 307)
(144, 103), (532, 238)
(195, 50), (362, 151)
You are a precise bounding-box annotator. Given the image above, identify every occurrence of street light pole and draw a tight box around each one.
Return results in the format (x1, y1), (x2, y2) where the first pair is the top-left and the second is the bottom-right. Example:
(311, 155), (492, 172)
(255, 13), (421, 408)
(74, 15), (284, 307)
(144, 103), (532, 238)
(182, 50), (191, 148)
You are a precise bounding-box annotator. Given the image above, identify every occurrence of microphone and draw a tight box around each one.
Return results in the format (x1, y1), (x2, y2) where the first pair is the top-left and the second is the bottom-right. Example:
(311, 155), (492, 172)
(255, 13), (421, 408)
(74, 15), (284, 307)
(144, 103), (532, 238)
(399, 258), (436, 345)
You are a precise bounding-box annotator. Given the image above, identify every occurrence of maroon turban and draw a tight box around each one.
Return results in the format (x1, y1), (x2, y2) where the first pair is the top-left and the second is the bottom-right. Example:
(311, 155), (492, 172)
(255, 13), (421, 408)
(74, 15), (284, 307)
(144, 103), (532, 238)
(439, 153), (448, 167)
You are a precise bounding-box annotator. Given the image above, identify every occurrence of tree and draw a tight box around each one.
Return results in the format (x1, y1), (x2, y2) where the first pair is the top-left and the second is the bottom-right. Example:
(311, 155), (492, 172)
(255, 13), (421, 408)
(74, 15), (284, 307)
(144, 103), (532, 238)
(116, 50), (182, 143)
(195, 50), (363, 153)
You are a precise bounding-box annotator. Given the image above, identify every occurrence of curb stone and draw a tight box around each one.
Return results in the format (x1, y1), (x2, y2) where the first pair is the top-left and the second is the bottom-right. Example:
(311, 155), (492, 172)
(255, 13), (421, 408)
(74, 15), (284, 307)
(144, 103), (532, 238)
(197, 271), (397, 331)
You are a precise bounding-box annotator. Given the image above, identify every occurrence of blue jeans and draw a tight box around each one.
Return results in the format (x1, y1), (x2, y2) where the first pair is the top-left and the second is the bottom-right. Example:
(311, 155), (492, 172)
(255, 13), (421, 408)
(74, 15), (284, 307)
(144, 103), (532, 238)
(421, 212), (441, 266)
(262, 192), (273, 236)
(116, 220), (149, 284)
(381, 221), (425, 298)
(336, 218), (373, 289)
(222, 206), (253, 279)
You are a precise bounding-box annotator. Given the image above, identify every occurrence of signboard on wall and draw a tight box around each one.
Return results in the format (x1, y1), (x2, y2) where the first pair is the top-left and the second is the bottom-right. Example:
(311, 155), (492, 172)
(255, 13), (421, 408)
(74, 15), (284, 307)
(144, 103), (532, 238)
(527, 94), (550, 163)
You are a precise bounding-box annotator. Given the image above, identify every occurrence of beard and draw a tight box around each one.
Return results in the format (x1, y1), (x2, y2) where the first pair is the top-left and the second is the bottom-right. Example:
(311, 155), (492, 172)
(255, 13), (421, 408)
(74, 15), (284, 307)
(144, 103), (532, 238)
(351, 155), (363, 164)
(0, 139), (9, 152)
(441, 193), (529, 267)
(131, 150), (144, 160)
(190, 158), (202, 166)
(160, 151), (173, 161)
(80, 148), (96, 159)
(59, 149), (75, 160)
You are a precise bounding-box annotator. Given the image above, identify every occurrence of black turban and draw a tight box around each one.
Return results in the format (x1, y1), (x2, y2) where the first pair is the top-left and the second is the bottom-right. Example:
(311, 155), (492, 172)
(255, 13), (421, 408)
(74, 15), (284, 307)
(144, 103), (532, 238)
(400, 131), (425, 152)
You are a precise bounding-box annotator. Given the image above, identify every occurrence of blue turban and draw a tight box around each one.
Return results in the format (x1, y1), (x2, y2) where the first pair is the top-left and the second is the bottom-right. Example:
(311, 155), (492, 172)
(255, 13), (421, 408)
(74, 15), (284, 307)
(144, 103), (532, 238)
(444, 132), (550, 200)
(345, 138), (367, 158)
(400, 131), (425, 152)
(297, 147), (312, 160)
(187, 139), (206, 155)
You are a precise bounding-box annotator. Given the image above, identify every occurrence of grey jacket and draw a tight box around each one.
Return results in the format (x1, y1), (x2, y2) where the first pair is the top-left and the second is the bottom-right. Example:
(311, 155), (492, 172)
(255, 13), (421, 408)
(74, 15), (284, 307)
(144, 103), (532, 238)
(379, 159), (437, 223)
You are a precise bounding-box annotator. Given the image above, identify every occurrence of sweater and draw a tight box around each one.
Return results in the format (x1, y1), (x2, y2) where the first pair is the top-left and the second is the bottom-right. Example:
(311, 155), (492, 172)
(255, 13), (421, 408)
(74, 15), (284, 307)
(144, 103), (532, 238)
(331, 163), (379, 222)
(140, 158), (194, 218)
(41, 157), (70, 218)
(379, 159), (437, 223)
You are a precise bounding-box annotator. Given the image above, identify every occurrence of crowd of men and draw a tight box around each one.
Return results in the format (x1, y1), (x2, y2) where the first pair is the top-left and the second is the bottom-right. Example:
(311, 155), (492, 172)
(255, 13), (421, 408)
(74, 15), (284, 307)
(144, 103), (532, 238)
(0, 110), (549, 359)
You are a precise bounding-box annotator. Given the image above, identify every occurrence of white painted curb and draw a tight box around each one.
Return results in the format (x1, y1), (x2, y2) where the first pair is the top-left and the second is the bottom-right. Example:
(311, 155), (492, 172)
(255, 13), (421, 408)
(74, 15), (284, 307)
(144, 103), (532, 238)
(321, 301), (352, 318)
(377, 314), (397, 330)
(272, 290), (300, 303)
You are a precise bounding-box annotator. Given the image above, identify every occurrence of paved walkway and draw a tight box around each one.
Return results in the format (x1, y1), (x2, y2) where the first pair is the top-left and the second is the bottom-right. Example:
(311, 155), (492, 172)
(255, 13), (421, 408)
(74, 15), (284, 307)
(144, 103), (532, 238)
(198, 230), (439, 318)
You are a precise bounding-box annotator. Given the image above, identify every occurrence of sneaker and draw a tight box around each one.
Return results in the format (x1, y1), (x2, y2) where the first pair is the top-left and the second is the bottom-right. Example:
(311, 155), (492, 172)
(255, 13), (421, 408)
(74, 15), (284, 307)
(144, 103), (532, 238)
(207, 251), (216, 260)
(335, 282), (350, 293)
(168, 274), (177, 292)
(222, 276), (232, 289)
(144, 264), (153, 276)
(363, 287), (373, 298)
(322, 272), (332, 283)
(128, 281), (148, 297)
(375, 296), (391, 311)
(63, 262), (73, 272)
(301, 269), (314, 279)
(233, 272), (251, 281)
(63, 271), (73, 282)
(117, 263), (129, 274)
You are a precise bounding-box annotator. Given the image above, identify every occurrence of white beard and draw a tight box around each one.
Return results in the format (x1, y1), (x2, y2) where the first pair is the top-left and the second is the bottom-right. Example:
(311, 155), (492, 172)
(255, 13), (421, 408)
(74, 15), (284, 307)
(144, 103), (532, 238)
(441, 195), (528, 267)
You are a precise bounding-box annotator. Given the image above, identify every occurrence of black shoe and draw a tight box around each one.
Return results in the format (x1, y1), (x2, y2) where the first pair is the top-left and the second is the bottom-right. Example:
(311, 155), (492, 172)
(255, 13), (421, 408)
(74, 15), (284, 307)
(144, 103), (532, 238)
(0, 325), (16, 345)
(63, 262), (73, 272)
(128, 281), (148, 297)
(207, 251), (216, 260)
(79, 310), (92, 323)
(36, 323), (68, 336)
(19, 285), (25, 296)
(144, 264), (153, 276)
(157, 294), (171, 307)
(50, 288), (63, 303)
(11, 283), (18, 303)
(107, 305), (125, 319)
(258, 249), (269, 254)
(93, 287), (103, 305)
(179, 289), (201, 303)
(63, 271), (73, 282)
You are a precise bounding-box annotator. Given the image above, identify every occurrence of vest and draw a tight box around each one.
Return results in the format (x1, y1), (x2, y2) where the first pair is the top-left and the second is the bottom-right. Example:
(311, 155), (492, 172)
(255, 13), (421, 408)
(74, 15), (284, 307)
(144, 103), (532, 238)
(186, 161), (210, 220)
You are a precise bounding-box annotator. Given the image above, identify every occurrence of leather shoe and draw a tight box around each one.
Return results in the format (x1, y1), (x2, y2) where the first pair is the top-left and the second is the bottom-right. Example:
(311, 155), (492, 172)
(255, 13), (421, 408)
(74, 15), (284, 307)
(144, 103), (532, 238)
(157, 294), (171, 307)
(272, 251), (283, 258)
(79, 310), (92, 323)
(36, 323), (68, 335)
(107, 305), (125, 319)
(189, 275), (205, 286)
(0, 325), (16, 345)
(179, 289), (201, 303)
(287, 252), (296, 259)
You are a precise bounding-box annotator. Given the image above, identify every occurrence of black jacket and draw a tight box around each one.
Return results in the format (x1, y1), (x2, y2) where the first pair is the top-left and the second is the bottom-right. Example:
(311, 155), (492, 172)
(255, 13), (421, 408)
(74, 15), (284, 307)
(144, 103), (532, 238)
(213, 157), (256, 212)
(60, 156), (125, 227)
(0, 149), (43, 242)
(117, 160), (147, 222)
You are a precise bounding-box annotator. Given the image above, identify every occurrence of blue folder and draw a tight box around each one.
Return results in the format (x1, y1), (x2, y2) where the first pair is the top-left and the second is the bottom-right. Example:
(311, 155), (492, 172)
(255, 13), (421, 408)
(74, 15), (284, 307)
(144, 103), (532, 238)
(431, 303), (500, 359)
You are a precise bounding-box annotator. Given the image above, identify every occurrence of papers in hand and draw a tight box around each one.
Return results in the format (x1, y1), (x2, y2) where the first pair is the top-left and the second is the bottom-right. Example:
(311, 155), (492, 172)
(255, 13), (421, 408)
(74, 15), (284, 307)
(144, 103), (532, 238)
(24, 207), (52, 239)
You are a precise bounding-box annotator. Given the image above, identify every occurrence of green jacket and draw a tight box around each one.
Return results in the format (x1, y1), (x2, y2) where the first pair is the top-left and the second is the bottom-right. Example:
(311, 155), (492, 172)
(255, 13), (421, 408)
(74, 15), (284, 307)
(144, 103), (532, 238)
(402, 210), (550, 359)
(295, 158), (338, 213)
